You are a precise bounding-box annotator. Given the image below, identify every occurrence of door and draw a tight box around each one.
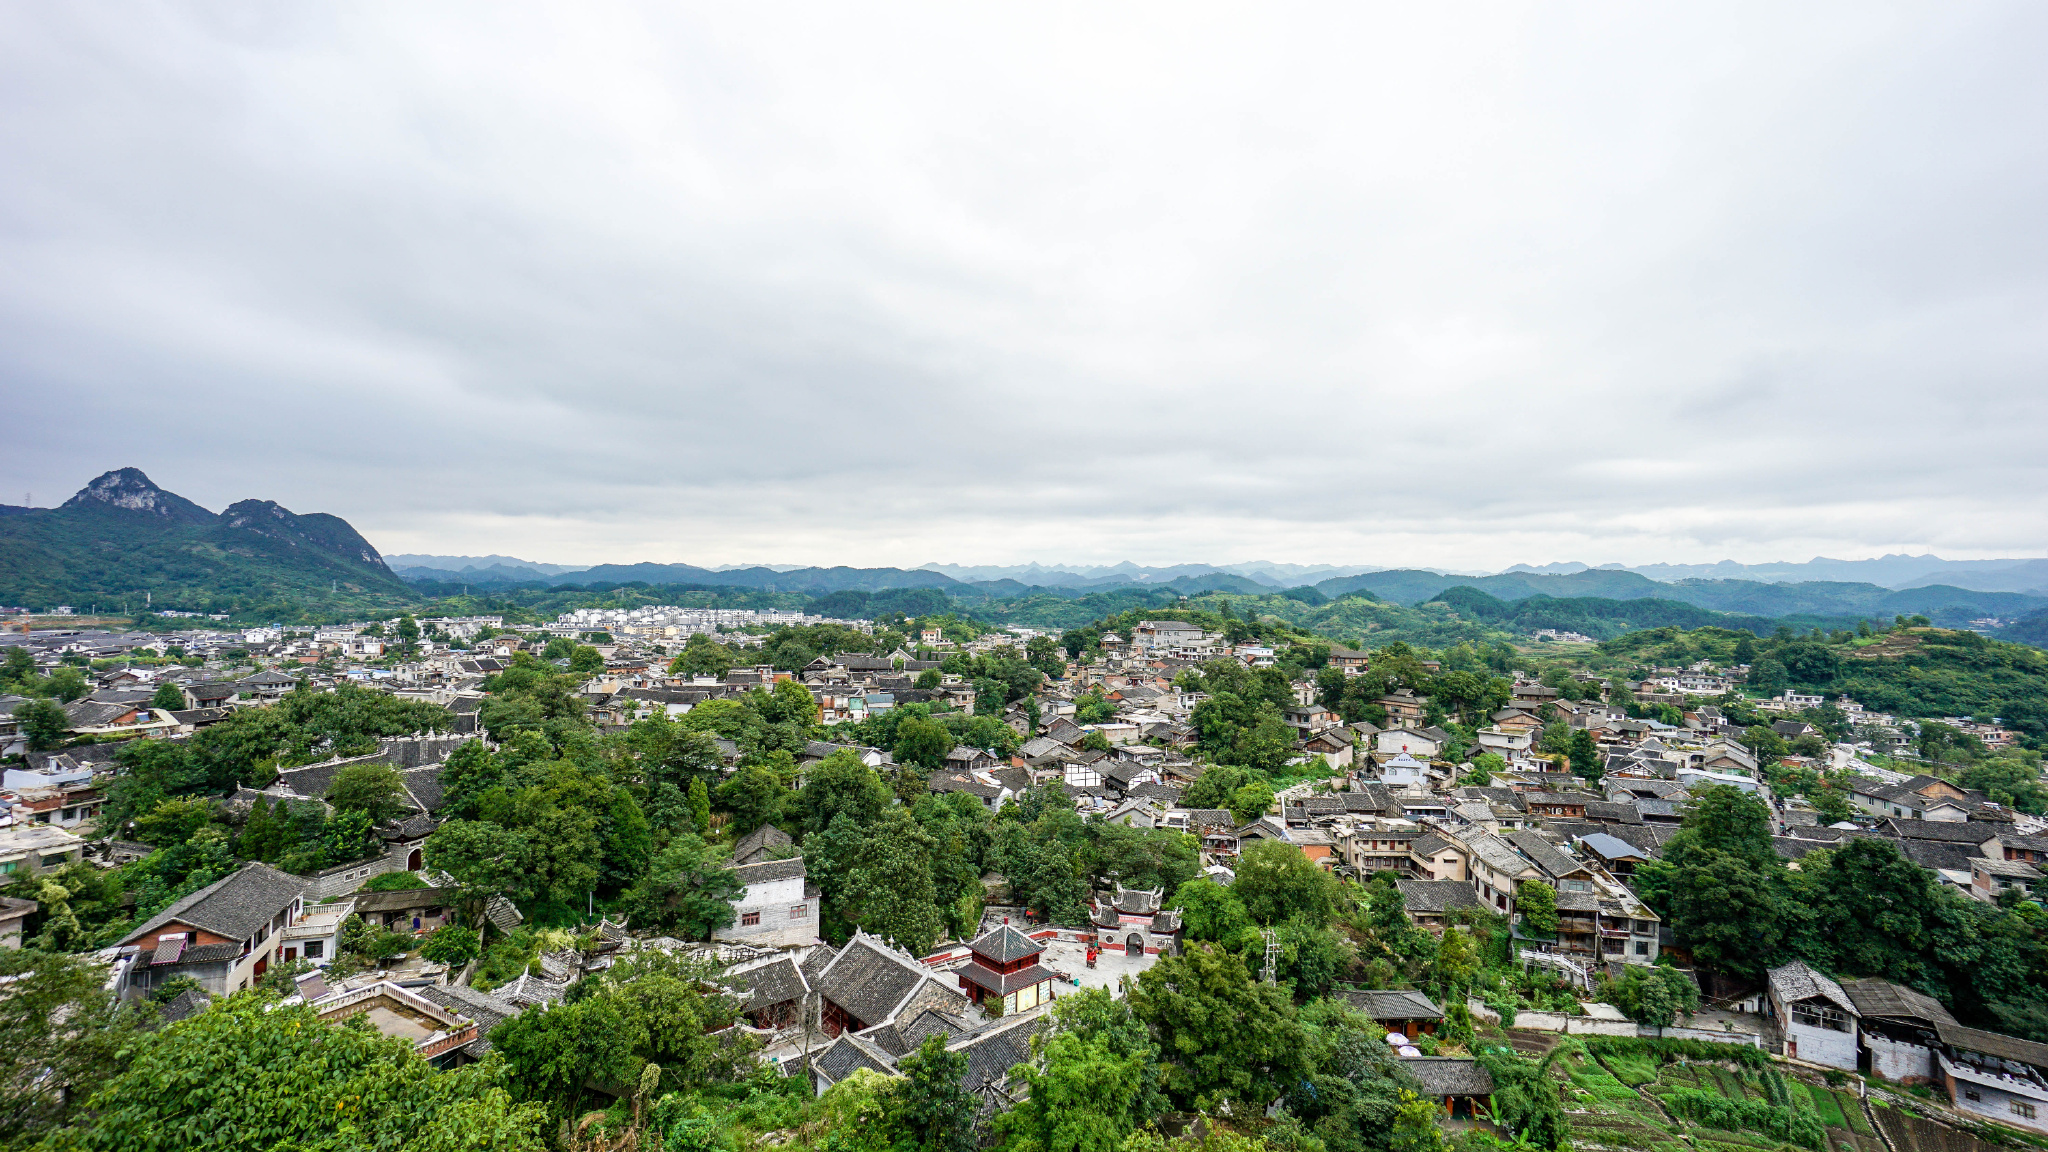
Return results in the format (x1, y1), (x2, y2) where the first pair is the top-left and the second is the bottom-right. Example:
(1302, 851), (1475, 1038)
(1126, 933), (1144, 957)
(284, 947), (296, 962)
(407, 848), (423, 870)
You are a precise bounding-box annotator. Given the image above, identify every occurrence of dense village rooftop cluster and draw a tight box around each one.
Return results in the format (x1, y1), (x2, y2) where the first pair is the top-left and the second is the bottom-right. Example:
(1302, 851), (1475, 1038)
(3, 605), (2047, 1147)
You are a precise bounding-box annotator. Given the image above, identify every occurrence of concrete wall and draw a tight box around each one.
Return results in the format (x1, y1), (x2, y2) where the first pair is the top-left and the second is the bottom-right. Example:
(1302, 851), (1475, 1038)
(1868, 1034), (1937, 1084)
(1947, 1074), (2048, 1135)
(1785, 1021), (1860, 1070)
(1654, 1025), (1762, 1047)
(716, 874), (818, 949)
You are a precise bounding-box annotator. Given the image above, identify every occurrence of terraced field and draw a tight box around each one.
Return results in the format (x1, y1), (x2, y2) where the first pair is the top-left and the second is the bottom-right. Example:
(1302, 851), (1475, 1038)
(1568, 1044), (1888, 1152)
(1870, 1099), (2016, 1152)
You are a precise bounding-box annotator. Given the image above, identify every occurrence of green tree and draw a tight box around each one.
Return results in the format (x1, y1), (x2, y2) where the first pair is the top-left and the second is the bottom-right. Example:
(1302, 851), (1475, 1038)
(569, 645), (607, 674)
(1127, 944), (1309, 1111)
(492, 992), (639, 1120)
(668, 634), (737, 679)
(880, 1034), (976, 1152)
(79, 994), (547, 1151)
(996, 989), (1165, 1152)
(618, 835), (744, 939)
(47, 665), (89, 703)
(1182, 764), (1249, 811)
(892, 715), (954, 771)
(1463, 751), (1505, 786)
(1390, 1088), (1449, 1152)
(17, 697), (70, 751)
(419, 924), (481, 968)
(1605, 963), (1700, 1029)
(1232, 839), (1339, 927)
(836, 810), (946, 955)
(1515, 880), (1559, 934)
(1170, 877), (1253, 944)
(395, 614), (421, 656)
(687, 776), (712, 835)
(796, 750), (895, 836)
(326, 762), (412, 824)
(149, 680), (186, 711)
(1568, 729), (1601, 782)
(714, 764), (791, 838)
(424, 819), (531, 930)
(0, 948), (153, 1146)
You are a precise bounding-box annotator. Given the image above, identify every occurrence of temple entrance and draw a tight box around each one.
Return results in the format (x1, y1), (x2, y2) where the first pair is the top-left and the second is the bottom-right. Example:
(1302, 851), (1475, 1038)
(408, 848), (423, 870)
(1126, 933), (1144, 957)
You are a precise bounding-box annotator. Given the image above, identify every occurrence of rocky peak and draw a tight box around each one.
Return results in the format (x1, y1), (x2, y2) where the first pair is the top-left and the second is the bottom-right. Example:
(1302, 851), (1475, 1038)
(62, 468), (214, 524)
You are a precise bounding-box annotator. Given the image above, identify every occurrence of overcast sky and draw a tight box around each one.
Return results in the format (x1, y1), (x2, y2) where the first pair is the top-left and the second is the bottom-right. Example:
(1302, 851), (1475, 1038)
(3, 3), (2044, 570)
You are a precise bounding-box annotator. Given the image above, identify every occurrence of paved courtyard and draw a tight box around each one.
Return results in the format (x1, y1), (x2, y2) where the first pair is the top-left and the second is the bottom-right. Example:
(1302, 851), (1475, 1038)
(1035, 937), (1158, 996)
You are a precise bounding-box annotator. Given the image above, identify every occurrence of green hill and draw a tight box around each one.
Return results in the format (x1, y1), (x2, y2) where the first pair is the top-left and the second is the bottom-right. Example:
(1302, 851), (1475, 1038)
(0, 468), (416, 619)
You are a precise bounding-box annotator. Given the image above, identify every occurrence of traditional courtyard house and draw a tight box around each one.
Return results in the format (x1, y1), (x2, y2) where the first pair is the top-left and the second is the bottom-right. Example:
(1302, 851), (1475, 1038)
(1841, 978), (1955, 1084)
(1408, 833), (1469, 882)
(714, 856), (818, 949)
(813, 932), (974, 1038)
(1402, 1057), (1496, 1121)
(118, 861), (306, 998)
(1377, 689), (1427, 725)
(1936, 1027), (2048, 1133)
(954, 925), (1058, 1016)
(1340, 989), (1445, 1038)
(724, 954), (812, 1030)
(1394, 879), (1483, 932)
(1767, 960), (1860, 1069)
(1377, 727), (1444, 759)
(306, 978), (479, 1065)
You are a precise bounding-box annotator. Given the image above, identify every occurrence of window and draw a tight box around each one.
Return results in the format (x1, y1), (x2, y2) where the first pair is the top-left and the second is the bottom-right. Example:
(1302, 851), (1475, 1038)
(2013, 1103), (2037, 1121)
(790, 905), (807, 919)
(305, 940), (324, 958)
(1635, 942), (1649, 955)
(40, 854), (69, 867)
(741, 911), (761, 927)
(1965, 1090), (1981, 1102)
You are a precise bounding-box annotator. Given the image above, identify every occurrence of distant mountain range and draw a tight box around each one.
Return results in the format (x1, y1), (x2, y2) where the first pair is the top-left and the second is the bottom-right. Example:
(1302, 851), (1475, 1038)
(389, 552), (2048, 595)
(0, 469), (409, 613)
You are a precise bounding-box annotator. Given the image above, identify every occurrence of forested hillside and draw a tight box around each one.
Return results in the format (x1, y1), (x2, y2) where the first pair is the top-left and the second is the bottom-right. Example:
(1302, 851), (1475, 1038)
(0, 469), (413, 618)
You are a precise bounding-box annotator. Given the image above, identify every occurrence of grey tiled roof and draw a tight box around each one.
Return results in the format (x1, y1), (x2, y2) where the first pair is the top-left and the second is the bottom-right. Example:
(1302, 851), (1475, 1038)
(732, 823), (795, 865)
(1395, 880), (1483, 914)
(157, 988), (213, 1023)
(418, 984), (521, 1055)
(726, 957), (809, 1010)
(1768, 960), (1857, 1016)
(732, 858), (806, 885)
(957, 961), (1055, 997)
(815, 935), (928, 1029)
(952, 1014), (1044, 1093)
(1340, 988), (1445, 1021)
(1403, 1057), (1495, 1097)
(969, 925), (1044, 965)
(121, 862), (304, 946)
(1841, 978), (1956, 1027)
(814, 1033), (898, 1085)
(1504, 830), (1586, 879)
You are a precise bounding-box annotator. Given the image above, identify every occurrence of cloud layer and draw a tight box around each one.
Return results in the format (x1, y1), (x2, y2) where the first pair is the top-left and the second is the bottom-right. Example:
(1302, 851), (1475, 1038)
(3, 2), (2044, 568)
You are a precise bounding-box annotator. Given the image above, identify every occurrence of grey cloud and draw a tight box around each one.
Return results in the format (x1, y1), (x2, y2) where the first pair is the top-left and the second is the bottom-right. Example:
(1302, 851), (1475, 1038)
(0, 2), (2044, 568)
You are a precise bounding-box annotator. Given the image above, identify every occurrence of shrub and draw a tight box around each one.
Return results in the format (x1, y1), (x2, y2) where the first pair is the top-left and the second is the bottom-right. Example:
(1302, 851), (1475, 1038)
(1664, 1087), (1826, 1150)
(363, 871), (429, 892)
